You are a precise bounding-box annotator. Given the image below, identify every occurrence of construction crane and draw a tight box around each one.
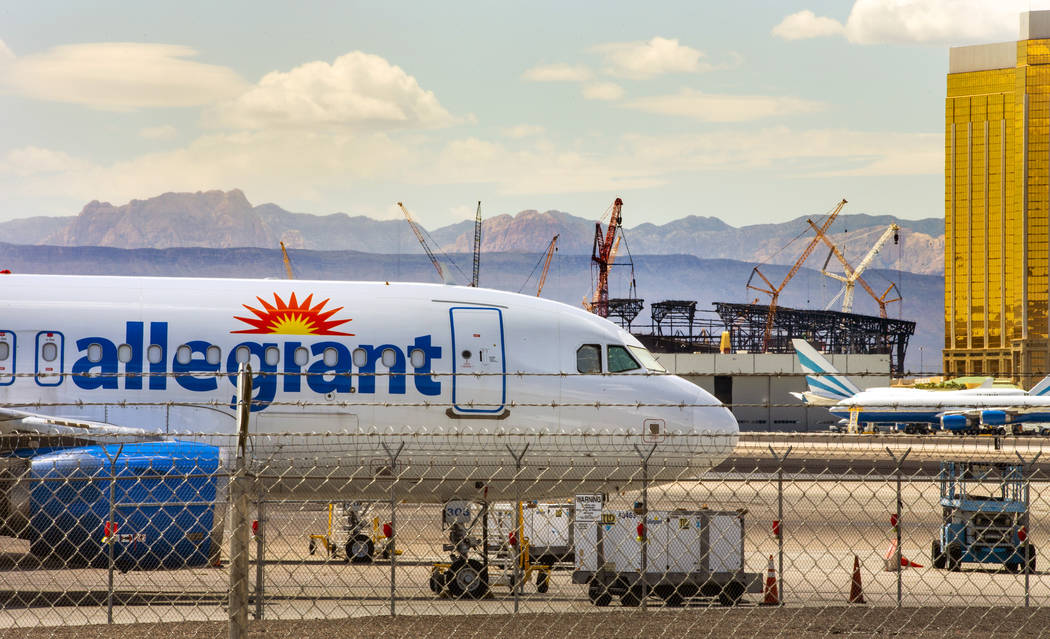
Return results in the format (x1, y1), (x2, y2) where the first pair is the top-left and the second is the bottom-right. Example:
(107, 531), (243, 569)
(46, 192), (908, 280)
(397, 202), (446, 282)
(279, 241), (295, 279)
(746, 198), (847, 351)
(536, 234), (559, 296)
(471, 201), (482, 287)
(810, 221), (901, 317)
(587, 197), (623, 318)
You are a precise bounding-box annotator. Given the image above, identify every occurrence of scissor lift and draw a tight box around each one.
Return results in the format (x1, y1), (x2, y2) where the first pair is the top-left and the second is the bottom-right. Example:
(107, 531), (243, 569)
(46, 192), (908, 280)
(932, 462), (1035, 572)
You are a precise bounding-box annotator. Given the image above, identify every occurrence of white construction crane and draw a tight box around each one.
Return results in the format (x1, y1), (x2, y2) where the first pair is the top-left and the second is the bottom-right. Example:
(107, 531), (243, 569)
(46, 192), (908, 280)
(820, 223), (900, 314)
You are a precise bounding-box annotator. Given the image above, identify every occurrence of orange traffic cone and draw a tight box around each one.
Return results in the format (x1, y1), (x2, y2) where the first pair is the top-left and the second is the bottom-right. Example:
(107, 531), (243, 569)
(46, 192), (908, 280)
(848, 554), (865, 604)
(762, 554), (779, 605)
(884, 539), (923, 570)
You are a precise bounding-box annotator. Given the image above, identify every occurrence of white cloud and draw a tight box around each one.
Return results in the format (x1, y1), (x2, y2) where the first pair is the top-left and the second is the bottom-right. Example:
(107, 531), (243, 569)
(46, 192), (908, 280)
(621, 127), (941, 176)
(582, 82), (624, 101)
(772, 10), (846, 40)
(139, 124), (178, 140)
(625, 89), (825, 122)
(591, 37), (707, 78)
(1, 146), (89, 177)
(521, 63), (592, 82)
(0, 125), (938, 219)
(0, 43), (246, 110)
(502, 124), (545, 138)
(775, 0), (1050, 45)
(0, 38), (13, 65)
(210, 51), (453, 130)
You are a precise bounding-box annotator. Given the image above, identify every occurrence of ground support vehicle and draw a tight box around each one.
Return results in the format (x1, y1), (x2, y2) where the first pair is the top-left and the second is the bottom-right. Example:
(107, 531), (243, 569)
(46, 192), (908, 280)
(931, 461), (1035, 572)
(307, 502), (398, 563)
(572, 507), (760, 607)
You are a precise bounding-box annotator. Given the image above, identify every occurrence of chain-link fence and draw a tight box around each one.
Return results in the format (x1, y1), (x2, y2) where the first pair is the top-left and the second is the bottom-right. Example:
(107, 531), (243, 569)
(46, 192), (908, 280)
(4, 369), (1050, 638)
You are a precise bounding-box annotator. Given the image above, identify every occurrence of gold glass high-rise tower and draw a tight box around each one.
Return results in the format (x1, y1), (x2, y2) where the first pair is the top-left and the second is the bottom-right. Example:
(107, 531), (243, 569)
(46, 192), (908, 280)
(945, 11), (1050, 386)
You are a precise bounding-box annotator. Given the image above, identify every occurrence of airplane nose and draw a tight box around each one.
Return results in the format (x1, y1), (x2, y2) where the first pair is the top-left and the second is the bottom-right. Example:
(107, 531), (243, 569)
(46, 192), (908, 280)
(693, 393), (739, 453)
(693, 393), (738, 435)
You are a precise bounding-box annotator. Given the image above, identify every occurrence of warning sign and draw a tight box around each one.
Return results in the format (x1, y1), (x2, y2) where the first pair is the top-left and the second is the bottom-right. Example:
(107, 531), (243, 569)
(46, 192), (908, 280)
(574, 494), (603, 522)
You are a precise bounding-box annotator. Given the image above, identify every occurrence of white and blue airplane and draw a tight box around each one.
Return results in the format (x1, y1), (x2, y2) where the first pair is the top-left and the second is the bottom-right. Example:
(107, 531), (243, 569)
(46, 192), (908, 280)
(0, 273), (738, 568)
(791, 339), (1050, 433)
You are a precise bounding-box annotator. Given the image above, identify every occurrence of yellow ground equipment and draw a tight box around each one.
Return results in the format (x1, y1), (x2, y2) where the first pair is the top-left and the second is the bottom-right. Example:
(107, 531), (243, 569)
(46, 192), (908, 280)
(307, 503), (400, 562)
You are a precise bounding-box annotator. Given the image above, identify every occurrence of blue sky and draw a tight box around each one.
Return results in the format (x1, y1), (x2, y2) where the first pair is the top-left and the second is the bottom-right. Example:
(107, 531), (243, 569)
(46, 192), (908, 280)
(1, 0), (1046, 227)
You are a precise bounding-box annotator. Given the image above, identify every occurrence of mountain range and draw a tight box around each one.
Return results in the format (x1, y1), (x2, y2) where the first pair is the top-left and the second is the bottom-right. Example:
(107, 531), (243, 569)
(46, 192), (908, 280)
(0, 242), (943, 374)
(0, 189), (946, 371)
(1, 189), (945, 275)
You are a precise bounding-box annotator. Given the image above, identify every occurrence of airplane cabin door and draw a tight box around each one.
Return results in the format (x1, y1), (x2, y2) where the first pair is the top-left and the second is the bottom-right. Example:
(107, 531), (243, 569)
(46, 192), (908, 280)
(449, 307), (506, 413)
(0, 331), (14, 385)
(35, 331), (63, 386)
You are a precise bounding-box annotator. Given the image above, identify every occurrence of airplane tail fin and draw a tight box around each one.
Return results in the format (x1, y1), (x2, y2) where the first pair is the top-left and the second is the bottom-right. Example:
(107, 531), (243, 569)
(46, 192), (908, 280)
(1029, 375), (1050, 396)
(791, 339), (862, 401)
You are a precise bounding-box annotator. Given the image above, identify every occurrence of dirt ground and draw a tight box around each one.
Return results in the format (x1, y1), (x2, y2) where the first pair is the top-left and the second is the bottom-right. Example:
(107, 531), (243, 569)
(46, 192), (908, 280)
(6, 608), (1050, 639)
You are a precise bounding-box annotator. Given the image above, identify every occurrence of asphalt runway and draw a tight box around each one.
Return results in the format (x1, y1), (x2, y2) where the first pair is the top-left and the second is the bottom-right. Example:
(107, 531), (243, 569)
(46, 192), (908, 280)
(3, 432), (1050, 630)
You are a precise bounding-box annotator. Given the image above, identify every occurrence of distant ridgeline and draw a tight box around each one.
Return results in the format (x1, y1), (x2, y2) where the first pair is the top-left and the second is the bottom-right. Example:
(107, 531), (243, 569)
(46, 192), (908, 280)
(0, 189), (944, 275)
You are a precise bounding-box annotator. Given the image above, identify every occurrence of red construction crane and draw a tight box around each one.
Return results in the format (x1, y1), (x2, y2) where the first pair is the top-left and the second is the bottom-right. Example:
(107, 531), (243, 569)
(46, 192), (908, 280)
(587, 197), (623, 318)
(746, 198), (847, 350)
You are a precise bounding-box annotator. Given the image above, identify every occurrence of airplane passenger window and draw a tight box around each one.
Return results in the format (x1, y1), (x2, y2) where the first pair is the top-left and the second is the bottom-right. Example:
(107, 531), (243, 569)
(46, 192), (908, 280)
(293, 347), (309, 367)
(576, 344), (601, 374)
(117, 344), (132, 363)
(147, 345), (163, 364)
(352, 348), (367, 368)
(42, 343), (58, 362)
(409, 349), (425, 369)
(87, 343), (103, 364)
(264, 346), (280, 367)
(0, 342), (8, 361)
(323, 347), (339, 367)
(234, 346), (250, 364)
(176, 345), (192, 365)
(206, 345), (222, 366)
(607, 345), (641, 373)
(381, 348), (397, 367)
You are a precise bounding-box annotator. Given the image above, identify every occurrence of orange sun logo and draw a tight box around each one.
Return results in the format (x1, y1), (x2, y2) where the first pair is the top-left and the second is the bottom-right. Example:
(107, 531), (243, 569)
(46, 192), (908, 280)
(233, 292), (354, 335)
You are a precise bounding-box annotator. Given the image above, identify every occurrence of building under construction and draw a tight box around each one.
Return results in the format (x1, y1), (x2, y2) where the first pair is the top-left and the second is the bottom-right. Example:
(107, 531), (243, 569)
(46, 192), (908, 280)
(585, 196), (916, 375)
(628, 301), (915, 376)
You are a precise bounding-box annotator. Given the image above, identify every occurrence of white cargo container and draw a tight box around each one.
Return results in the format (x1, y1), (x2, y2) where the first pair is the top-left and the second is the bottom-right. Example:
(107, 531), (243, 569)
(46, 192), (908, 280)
(487, 502), (574, 562)
(572, 508), (761, 606)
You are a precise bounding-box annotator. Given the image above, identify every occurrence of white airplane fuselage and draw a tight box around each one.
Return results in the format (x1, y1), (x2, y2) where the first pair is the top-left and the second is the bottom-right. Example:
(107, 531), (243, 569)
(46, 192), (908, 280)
(0, 274), (738, 500)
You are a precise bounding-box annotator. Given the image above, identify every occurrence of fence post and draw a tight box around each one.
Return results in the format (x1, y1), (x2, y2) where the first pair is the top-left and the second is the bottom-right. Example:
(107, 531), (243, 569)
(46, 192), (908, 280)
(103, 443), (125, 625)
(886, 447), (911, 608)
(382, 441), (405, 617)
(633, 443), (658, 612)
(229, 363), (252, 639)
(253, 481), (265, 620)
(768, 445), (792, 603)
(506, 444), (529, 614)
(1016, 451), (1042, 608)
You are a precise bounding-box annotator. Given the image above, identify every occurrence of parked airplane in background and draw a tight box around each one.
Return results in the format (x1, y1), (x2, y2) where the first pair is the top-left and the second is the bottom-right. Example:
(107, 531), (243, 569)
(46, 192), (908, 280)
(0, 274), (737, 568)
(791, 339), (1050, 434)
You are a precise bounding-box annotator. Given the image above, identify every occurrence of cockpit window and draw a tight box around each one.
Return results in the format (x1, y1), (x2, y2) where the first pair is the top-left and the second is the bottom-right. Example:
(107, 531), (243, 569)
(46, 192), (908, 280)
(608, 345), (641, 373)
(628, 345), (667, 373)
(576, 344), (602, 374)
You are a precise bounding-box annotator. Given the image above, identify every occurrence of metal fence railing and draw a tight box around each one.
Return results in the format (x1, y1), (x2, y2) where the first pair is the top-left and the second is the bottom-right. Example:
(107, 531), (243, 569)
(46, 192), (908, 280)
(3, 368), (1050, 638)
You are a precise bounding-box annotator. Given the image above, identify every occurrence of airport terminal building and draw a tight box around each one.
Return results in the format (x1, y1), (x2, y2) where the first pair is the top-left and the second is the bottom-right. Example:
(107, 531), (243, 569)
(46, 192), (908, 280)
(945, 10), (1050, 387)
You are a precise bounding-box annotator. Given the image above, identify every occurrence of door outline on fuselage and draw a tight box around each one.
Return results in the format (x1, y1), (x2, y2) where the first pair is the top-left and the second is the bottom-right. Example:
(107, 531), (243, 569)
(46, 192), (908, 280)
(0, 330), (14, 386)
(34, 331), (64, 387)
(449, 307), (506, 413)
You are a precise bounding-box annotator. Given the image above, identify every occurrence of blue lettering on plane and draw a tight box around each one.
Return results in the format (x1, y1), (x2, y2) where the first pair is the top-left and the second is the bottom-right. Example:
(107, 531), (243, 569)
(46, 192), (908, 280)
(70, 322), (442, 411)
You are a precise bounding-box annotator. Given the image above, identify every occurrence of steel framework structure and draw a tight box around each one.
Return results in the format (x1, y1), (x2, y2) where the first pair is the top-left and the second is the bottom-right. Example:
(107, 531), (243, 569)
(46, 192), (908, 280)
(713, 302), (915, 375)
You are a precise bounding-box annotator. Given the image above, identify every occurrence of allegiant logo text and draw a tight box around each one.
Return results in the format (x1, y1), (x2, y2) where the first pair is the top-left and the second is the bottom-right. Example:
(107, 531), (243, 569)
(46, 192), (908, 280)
(69, 322), (442, 412)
